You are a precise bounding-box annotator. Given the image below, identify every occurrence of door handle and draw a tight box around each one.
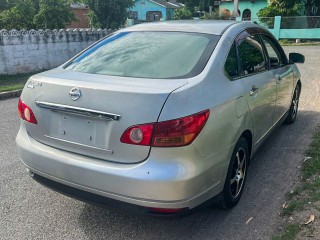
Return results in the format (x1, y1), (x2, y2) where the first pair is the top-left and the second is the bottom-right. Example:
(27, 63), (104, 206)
(249, 85), (259, 96)
(275, 74), (282, 82)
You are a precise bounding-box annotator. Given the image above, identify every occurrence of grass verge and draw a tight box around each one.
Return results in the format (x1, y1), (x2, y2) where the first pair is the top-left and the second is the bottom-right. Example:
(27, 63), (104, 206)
(279, 39), (320, 46)
(0, 71), (42, 93)
(273, 129), (320, 239)
(273, 224), (300, 240)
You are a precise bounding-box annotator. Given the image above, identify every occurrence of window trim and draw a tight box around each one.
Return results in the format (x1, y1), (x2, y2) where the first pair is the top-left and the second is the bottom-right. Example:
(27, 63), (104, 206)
(224, 42), (241, 80)
(224, 27), (287, 81)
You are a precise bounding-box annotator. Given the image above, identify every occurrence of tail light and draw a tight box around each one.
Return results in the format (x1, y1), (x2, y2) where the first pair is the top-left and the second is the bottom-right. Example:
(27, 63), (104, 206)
(120, 110), (209, 147)
(18, 99), (38, 124)
(120, 124), (154, 146)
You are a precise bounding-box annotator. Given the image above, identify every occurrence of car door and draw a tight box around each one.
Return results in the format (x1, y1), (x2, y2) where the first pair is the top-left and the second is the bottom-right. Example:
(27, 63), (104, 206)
(260, 35), (294, 123)
(236, 31), (277, 144)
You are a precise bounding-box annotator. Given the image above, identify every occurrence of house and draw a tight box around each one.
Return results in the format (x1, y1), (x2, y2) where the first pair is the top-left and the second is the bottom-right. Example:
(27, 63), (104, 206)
(130, 0), (184, 22)
(67, 3), (89, 28)
(219, 0), (267, 21)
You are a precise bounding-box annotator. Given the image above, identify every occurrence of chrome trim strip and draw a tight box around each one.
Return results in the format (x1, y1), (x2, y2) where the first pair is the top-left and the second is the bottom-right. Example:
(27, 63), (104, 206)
(44, 135), (113, 155)
(36, 101), (121, 121)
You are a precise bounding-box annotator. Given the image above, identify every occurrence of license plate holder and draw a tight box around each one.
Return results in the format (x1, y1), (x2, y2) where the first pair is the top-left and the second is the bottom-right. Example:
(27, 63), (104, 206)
(47, 113), (108, 149)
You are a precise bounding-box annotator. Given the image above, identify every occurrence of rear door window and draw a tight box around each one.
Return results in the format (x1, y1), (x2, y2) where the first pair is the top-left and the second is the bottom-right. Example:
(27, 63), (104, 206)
(225, 43), (239, 79)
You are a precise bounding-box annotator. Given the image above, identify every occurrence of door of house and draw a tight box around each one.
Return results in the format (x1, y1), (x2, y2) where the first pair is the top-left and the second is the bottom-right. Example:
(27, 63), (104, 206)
(243, 9), (251, 21)
(146, 11), (162, 21)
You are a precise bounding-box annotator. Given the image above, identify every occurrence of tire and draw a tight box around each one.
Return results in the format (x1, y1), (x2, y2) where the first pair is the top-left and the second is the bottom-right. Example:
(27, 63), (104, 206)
(284, 84), (301, 124)
(217, 137), (249, 209)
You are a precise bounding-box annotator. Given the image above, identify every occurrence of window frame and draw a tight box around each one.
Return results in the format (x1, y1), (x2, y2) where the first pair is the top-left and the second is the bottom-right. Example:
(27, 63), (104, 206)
(224, 28), (274, 81)
(129, 11), (138, 20)
(224, 42), (241, 80)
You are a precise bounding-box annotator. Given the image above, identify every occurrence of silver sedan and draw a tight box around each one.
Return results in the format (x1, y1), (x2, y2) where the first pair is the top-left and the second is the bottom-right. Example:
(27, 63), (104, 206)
(16, 20), (304, 216)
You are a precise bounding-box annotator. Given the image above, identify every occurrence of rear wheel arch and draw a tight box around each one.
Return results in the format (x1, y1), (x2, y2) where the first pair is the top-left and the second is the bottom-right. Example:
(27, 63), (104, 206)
(295, 80), (301, 98)
(284, 81), (301, 124)
(297, 80), (302, 91)
(241, 130), (253, 159)
(217, 136), (249, 208)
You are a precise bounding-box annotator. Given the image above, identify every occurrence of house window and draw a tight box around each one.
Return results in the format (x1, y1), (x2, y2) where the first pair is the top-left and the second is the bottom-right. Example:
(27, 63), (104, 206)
(129, 11), (138, 20)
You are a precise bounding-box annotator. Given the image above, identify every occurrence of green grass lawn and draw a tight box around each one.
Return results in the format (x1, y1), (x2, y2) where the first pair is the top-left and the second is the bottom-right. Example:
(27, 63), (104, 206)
(279, 39), (320, 46)
(0, 72), (42, 93)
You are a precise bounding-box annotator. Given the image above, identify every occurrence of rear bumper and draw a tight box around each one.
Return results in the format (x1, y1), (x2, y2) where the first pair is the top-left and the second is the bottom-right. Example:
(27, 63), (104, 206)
(16, 124), (230, 210)
(31, 172), (190, 217)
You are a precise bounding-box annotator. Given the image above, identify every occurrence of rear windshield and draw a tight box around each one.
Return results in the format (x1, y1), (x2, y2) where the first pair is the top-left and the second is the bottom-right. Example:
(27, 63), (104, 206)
(64, 32), (219, 79)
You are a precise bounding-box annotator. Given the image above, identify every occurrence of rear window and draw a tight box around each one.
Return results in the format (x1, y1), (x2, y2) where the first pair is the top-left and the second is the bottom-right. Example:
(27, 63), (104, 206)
(64, 32), (219, 79)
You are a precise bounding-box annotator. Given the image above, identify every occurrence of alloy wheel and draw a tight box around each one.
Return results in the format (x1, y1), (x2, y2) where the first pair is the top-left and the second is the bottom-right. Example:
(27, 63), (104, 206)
(230, 148), (247, 198)
(292, 87), (300, 119)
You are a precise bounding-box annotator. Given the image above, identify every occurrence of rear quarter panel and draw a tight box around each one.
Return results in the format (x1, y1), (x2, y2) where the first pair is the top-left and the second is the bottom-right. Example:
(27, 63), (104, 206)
(158, 26), (254, 185)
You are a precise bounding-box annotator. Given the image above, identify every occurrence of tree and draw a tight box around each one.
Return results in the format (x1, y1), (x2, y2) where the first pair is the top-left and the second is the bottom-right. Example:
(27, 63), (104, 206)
(174, 8), (193, 20)
(179, 0), (216, 13)
(233, 0), (239, 17)
(258, 0), (302, 18)
(304, 0), (320, 28)
(0, 0), (15, 11)
(305, 0), (320, 15)
(83, 0), (134, 29)
(179, 0), (199, 13)
(33, 0), (76, 29)
(0, 0), (36, 30)
(0, 0), (76, 30)
(257, 0), (302, 28)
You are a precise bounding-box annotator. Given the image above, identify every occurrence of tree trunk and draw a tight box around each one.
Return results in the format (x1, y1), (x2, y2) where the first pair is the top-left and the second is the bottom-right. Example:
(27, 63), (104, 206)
(233, 0), (240, 17)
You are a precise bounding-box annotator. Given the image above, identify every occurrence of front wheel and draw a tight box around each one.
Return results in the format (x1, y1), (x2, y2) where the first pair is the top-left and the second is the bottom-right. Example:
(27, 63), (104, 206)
(218, 137), (249, 209)
(284, 84), (301, 124)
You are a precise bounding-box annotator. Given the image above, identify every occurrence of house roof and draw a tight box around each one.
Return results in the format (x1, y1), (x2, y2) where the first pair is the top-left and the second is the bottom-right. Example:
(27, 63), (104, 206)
(150, 0), (184, 9)
(70, 3), (88, 9)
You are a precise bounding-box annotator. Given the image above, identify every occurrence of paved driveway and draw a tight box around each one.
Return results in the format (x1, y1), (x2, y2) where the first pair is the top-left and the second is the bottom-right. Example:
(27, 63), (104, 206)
(1, 46), (320, 240)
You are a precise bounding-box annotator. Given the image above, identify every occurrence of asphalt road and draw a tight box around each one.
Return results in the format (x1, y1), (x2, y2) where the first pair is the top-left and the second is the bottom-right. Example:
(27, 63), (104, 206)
(1, 46), (320, 240)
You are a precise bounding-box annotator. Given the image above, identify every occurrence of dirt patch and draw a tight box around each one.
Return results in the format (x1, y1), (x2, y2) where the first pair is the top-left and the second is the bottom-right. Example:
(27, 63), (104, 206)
(274, 129), (320, 240)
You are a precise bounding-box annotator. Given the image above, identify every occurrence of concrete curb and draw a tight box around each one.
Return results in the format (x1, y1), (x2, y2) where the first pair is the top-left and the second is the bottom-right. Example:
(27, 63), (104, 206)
(0, 89), (22, 100)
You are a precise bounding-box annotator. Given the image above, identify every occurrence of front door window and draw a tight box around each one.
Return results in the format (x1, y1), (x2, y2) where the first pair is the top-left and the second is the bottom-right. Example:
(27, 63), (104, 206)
(260, 34), (294, 123)
(236, 31), (276, 143)
(237, 35), (266, 76)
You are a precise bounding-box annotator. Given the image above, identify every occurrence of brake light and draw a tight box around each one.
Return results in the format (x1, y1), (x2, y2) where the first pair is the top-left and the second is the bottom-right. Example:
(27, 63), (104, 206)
(18, 99), (37, 124)
(152, 110), (210, 147)
(120, 110), (209, 147)
(120, 124), (154, 146)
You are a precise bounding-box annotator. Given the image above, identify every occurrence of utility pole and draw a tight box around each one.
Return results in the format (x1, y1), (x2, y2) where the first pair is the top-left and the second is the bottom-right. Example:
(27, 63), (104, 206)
(233, 0), (239, 17)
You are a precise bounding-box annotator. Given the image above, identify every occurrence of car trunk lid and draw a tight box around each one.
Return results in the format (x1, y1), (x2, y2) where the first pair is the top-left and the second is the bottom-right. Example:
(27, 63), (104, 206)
(21, 69), (187, 164)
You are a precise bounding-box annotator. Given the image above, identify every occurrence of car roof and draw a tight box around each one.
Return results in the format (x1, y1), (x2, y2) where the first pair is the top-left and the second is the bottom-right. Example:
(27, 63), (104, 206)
(121, 20), (260, 35)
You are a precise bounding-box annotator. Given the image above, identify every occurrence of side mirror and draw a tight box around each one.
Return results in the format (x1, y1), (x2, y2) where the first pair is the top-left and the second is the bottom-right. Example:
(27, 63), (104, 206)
(289, 53), (305, 64)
